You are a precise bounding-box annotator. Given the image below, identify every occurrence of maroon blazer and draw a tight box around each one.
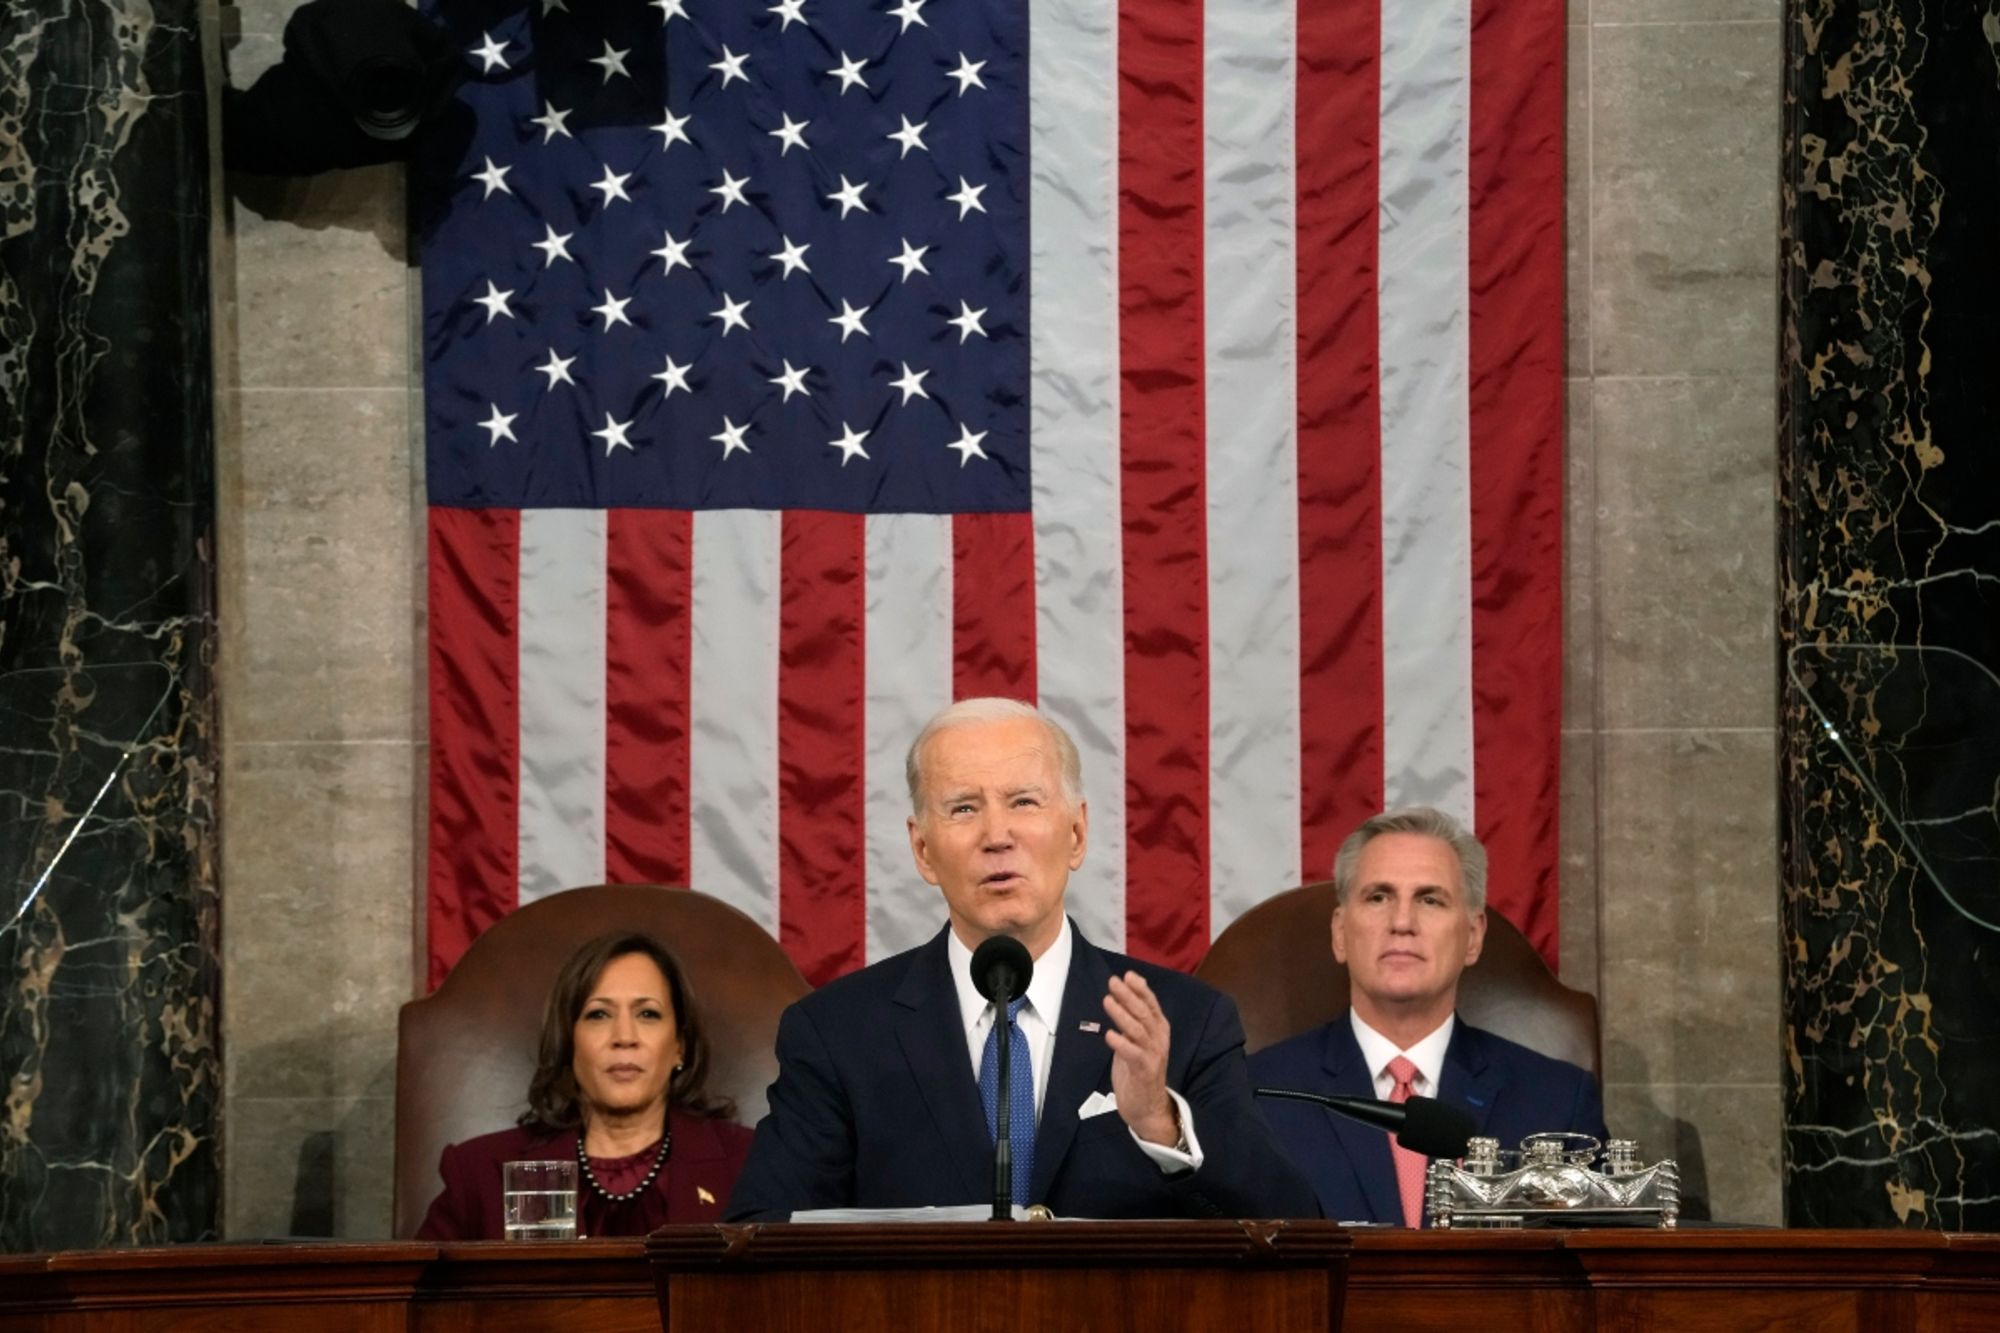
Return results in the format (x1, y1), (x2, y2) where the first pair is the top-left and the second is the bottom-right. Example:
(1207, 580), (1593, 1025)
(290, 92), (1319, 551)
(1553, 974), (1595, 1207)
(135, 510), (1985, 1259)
(415, 1109), (752, 1239)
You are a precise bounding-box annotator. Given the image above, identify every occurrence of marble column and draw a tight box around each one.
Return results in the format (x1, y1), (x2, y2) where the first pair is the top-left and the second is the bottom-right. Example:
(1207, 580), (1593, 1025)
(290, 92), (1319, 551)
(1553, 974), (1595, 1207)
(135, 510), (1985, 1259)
(1781, 1), (2000, 1228)
(0, 0), (221, 1248)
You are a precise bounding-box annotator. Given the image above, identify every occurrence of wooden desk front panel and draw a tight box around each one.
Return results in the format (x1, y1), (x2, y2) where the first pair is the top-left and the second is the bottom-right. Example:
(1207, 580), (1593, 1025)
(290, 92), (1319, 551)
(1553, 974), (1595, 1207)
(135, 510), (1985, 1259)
(416, 1242), (658, 1333)
(1342, 1228), (1578, 1331)
(1930, 1234), (2000, 1333)
(0, 1243), (643, 1333)
(649, 1220), (1349, 1333)
(3, 1230), (1999, 1332)
(0, 1246), (430, 1333)
(668, 1267), (1333, 1333)
(1345, 1229), (1943, 1333)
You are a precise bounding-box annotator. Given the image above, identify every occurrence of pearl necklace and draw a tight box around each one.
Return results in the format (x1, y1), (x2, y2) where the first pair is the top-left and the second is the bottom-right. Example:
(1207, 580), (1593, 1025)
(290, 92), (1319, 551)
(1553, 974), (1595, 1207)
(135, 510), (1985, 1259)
(576, 1127), (673, 1203)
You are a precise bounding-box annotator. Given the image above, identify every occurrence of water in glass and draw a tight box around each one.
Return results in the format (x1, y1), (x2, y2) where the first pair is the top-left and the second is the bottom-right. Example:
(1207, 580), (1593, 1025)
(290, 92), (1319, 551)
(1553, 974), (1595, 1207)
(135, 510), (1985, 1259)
(502, 1159), (577, 1240)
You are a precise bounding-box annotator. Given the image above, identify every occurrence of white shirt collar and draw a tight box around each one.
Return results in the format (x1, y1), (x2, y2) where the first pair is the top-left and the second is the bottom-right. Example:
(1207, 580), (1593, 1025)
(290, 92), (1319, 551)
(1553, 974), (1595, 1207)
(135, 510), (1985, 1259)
(947, 916), (1073, 1035)
(1349, 1009), (1456, 1098)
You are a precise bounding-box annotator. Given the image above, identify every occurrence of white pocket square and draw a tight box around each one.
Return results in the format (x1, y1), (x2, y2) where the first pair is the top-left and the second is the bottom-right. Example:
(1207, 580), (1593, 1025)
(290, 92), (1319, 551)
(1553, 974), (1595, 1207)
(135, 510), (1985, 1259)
(1079, 1091), (1118, 1120)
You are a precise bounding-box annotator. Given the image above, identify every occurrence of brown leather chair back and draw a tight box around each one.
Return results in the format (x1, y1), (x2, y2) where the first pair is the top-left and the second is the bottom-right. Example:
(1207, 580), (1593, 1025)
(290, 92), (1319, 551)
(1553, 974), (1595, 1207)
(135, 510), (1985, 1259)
(392, 884), (809, 1238)
(1196, 882), (1599, 1075)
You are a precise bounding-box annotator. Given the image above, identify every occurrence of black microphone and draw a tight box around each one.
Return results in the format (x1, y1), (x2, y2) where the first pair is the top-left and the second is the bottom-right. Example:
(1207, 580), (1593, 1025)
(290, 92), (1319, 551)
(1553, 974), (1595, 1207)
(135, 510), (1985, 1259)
(1255, 1087), (1477, 1160)
(971, 934), (1033, 1005)
(970, 936), (1035, 1220)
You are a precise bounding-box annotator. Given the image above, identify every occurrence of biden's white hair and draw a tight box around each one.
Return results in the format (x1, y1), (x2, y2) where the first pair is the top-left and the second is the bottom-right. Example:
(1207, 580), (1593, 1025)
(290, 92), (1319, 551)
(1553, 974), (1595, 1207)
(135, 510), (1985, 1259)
(905, 697), (1083, 817)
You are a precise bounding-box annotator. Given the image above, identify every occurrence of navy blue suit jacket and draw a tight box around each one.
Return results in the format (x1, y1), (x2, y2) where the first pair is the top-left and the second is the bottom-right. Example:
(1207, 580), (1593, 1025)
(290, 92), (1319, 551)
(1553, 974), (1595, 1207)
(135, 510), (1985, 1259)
(726, 923), (1319, 1221)
(1246, 1015), (1607, 1225)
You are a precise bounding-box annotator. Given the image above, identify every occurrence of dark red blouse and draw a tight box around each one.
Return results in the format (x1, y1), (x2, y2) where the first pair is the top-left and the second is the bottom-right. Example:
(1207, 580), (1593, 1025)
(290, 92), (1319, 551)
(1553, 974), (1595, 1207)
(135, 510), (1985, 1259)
(414, 1109), (753, 1239)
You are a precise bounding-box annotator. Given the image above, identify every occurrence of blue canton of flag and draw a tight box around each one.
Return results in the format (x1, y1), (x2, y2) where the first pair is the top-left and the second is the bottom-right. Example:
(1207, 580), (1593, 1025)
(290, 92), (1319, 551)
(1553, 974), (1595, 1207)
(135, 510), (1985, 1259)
(418, 0), (1030, 514)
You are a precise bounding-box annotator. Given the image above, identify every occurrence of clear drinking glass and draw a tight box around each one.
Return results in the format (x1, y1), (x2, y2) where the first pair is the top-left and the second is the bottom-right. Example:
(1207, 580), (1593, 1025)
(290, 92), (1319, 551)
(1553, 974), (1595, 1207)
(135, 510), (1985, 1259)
(502, 1159), (578, 1240)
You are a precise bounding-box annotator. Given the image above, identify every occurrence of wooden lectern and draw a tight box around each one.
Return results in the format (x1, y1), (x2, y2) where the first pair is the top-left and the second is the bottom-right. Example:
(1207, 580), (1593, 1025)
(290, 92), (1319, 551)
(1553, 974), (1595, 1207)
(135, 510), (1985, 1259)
(645, 1220), (1350, 1333)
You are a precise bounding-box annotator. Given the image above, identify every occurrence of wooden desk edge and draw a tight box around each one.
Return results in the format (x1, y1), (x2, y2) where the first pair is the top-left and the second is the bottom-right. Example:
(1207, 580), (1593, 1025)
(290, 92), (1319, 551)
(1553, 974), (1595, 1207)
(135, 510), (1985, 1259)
(646, 1218), (1353, 1269)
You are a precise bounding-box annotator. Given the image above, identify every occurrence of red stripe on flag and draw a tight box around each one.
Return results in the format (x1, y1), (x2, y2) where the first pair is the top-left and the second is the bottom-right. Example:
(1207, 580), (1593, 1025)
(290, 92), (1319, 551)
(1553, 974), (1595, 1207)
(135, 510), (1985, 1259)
(952, 512), (1036, 702)
(1118, 0), (1209, 969)
(1469, 0), (1565, 965)
(778, 510), (867, 986)
(605, 508), (693, 886)
(1295, 0), (1387, 883)
(426, 508), (521, 989)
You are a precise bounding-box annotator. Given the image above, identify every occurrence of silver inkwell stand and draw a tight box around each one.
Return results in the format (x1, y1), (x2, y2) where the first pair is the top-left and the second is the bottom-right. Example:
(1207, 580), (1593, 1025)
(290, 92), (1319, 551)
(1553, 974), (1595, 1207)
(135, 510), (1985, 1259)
(1426, 1132), (1680, 1230)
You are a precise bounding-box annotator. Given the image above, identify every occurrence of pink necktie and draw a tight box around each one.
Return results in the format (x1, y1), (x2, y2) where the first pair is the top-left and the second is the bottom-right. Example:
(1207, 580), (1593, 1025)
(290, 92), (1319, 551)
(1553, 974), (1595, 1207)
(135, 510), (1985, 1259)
(1386, 1055), (1428, 1228)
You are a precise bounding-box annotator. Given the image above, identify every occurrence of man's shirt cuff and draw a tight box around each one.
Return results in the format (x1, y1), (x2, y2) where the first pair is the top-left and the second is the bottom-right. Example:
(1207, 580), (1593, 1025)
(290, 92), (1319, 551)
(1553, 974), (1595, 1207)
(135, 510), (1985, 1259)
(1130, 1088), (1204, 1174)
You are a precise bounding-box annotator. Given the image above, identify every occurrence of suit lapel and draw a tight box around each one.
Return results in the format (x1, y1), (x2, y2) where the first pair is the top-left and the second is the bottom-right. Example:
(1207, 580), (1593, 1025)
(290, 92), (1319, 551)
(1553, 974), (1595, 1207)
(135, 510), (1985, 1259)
(894, 928), (998, 1200)
(1436, 1021), (1502, 1139)
(1029, 926), (1115, 1201)
(1318, 1019), (1406, 1224)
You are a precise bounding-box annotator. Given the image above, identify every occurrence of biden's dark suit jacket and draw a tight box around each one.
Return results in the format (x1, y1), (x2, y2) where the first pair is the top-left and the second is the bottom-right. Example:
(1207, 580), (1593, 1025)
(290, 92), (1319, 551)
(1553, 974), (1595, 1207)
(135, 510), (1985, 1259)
(726, 922), (1319, 1221)
(1246, 1015), (1607, 1225)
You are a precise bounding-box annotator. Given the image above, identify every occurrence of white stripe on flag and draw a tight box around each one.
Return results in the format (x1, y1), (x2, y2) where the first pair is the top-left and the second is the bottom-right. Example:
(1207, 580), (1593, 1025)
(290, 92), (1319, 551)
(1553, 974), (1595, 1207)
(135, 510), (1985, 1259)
(1030, 0), (1124, 951)
(1204, 0), (1303, 929)
(516, 507), (608, 903)
(688, 508), (782, 934)
(1377, 0), (1476, 824)
(864, 513), (953, 964)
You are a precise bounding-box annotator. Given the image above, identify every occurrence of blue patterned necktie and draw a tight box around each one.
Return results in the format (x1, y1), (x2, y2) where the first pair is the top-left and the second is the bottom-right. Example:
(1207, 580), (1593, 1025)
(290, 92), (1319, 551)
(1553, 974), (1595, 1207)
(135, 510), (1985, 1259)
(978, 997), (1036, 1205)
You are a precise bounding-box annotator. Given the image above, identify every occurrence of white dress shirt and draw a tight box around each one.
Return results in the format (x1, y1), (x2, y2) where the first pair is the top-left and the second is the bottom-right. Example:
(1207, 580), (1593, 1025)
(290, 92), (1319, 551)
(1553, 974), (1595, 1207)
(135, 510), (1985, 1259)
(1349, 1010), (1456, 1100)
(945, 918), (1203, 1173)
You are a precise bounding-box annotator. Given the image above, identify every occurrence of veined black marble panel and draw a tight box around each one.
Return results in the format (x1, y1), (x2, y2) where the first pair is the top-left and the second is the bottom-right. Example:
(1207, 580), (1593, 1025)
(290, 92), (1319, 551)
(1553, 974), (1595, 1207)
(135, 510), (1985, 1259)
(1781, 1), (2000, 1229)
(0, 0), (219, 1248)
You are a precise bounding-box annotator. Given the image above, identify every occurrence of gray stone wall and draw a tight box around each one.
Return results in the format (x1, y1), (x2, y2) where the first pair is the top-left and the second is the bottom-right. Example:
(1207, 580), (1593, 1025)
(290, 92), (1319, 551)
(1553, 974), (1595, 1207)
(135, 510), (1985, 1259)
(215, 1), (420, 1240)
(1561, 0), (1782, 1225)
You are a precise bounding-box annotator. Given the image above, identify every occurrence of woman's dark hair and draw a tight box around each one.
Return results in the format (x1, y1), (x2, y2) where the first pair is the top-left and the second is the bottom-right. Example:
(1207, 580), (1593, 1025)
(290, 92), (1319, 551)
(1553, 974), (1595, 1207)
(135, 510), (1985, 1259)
(520, 931), (733, 1133)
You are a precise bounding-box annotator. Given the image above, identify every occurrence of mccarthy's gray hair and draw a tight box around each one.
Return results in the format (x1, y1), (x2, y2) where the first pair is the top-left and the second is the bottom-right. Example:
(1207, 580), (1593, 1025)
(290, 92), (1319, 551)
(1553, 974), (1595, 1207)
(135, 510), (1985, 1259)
(1331, 806), (1488, 914)
(905, 697), (1084, 817)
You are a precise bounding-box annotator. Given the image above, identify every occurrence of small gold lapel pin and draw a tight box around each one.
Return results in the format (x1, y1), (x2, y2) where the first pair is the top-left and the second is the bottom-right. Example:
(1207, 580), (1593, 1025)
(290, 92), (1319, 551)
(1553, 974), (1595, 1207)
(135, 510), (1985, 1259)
(697, 1186), (717, 1205)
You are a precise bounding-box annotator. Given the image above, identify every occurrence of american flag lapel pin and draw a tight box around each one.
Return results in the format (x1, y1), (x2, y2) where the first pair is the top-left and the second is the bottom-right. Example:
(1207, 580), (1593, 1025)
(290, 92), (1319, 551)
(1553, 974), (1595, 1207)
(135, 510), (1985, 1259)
(1078, 1020), (1102, 1033)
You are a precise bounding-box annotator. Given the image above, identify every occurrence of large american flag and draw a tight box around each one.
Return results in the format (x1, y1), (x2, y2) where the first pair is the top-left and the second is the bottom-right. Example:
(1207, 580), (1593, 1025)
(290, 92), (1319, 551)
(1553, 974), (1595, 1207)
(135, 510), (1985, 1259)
(418, 0), (1565, 989)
